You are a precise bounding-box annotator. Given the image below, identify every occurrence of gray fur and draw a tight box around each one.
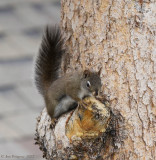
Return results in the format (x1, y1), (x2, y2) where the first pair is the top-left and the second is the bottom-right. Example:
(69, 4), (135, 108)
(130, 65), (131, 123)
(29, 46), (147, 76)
(54, 96), (76, 118)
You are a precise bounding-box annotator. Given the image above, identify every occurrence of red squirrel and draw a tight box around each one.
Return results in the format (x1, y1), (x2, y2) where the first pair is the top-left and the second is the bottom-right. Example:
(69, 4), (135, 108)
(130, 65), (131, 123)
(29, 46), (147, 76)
(35, 26), (102, 119)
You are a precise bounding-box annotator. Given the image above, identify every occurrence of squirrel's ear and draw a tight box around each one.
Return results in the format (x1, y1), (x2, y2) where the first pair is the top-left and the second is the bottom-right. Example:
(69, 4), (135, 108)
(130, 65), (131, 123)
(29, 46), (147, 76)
(83, 70), (90, 78)
(98, 67), (102, 76)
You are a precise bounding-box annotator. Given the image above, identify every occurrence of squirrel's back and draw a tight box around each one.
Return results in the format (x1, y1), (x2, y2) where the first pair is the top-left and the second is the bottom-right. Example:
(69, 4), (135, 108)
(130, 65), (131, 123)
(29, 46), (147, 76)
(35, 26), (65, 96)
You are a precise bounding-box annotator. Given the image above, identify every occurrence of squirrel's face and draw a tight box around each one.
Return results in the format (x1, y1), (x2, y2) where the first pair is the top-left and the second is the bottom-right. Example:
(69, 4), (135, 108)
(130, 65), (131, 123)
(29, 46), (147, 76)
(81, 70), (102, 98)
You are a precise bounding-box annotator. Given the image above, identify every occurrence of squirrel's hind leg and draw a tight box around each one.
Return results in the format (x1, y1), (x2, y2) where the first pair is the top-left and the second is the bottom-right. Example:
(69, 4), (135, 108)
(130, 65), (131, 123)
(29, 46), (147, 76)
(54, 96), (78, 118)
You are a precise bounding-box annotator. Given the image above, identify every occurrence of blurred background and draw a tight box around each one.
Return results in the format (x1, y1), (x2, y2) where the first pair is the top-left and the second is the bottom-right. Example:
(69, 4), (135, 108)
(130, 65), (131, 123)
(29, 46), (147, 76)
(0, 0), (60, 159)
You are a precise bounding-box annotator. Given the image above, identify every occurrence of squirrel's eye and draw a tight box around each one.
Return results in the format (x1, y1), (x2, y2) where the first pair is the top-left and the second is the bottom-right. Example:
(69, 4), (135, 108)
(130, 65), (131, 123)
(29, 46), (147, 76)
(86, 81), (91, 88)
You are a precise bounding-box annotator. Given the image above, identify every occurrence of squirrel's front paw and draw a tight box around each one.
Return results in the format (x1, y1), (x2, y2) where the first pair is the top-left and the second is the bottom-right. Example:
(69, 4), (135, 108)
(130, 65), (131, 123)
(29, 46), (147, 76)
(79, 99), (88, 108)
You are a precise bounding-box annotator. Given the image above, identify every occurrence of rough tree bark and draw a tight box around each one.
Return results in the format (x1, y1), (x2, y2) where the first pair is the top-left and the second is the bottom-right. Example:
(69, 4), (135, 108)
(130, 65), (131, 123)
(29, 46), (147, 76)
(35, 0), (156, 159)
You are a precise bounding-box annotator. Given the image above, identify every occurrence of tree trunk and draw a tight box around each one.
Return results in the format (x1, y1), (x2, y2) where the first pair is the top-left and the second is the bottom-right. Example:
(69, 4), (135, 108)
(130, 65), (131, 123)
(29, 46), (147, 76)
(35, 0), (156, 159)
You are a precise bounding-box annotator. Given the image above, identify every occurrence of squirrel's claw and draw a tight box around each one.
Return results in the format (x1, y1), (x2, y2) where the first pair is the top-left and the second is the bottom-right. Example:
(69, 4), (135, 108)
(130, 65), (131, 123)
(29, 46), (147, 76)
(50, 118), (58, 128)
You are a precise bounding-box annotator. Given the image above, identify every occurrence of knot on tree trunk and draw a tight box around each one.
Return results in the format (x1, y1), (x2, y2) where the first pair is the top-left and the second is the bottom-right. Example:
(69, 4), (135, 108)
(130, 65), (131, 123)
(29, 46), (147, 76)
(35, 97), (126, 160)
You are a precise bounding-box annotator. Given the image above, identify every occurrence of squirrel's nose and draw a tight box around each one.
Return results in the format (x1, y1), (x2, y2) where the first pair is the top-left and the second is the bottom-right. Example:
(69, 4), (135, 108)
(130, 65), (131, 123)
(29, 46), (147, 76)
(93, 90), (98, 96)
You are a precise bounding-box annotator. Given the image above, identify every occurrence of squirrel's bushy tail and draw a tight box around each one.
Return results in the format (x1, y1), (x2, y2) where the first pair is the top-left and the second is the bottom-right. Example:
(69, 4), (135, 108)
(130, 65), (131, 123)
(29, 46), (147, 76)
(35, 26), (65, 96)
